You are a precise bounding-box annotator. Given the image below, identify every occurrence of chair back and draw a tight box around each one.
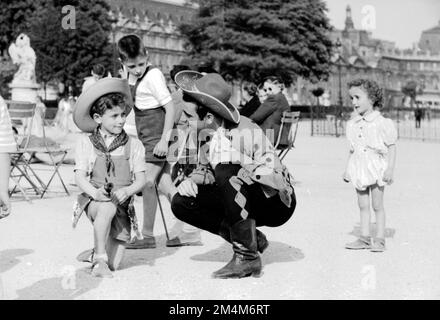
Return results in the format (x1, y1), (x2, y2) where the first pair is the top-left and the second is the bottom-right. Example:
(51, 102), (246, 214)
(274, 111), (300, 149)
(6, 100), (36, 151)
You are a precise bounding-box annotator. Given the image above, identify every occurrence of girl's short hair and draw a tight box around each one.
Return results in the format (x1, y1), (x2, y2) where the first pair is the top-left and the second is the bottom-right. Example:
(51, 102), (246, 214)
(89, 93), (127, 118)
(348, 79), (383, 108)
(117, 34), (146, 61)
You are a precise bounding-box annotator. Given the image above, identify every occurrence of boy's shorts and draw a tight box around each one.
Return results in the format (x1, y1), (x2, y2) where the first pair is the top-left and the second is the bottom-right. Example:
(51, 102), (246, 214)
(83, 199), (131, 243)
(134, 107), (166, 163)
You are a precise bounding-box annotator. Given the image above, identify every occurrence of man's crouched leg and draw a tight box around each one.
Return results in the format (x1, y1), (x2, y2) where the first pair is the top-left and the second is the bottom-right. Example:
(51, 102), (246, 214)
(212, 218), (262, 279)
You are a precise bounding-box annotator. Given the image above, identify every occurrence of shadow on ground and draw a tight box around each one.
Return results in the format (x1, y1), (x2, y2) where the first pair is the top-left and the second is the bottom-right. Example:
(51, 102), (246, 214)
(15, 267), (101, 300)
(0, 249), (34, 273)
(120, 234), (181, 270)
(190, 241), (304, 265)
(349, 223), (396, 238)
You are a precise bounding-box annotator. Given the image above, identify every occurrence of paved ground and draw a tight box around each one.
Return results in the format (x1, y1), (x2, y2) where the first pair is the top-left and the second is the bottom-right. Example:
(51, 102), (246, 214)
(1, 120), (439, 300)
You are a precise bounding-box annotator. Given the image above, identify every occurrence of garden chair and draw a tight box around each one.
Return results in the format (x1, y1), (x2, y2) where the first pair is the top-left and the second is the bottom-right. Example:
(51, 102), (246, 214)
(274, 111), (301, 161)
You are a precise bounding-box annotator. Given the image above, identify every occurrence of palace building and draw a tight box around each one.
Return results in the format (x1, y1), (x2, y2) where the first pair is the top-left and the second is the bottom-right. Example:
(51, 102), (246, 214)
(296, 6), (440, 109)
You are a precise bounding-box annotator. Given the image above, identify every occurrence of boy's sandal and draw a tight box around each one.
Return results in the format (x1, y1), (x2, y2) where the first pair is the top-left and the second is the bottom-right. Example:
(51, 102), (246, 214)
(91, 259), (113, 278)
(76, 248), (94, 263)
(0, 206), (11, 219)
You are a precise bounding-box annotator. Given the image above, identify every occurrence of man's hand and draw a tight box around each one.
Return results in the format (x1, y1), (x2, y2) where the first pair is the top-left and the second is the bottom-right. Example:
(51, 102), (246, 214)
(111, 188), (129, 205)
(153, 139), (169, 158)
(383, 168), (394, 185)
(93, 187), (111, 202)
(177, 179), (198, 198)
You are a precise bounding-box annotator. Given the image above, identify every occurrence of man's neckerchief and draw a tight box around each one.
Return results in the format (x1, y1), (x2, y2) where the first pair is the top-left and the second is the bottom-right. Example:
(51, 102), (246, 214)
(89, 126), (129, 176)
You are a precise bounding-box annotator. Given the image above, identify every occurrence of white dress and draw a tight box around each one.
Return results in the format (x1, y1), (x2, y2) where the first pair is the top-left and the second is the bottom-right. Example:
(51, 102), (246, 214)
(346, 111), (397, 191)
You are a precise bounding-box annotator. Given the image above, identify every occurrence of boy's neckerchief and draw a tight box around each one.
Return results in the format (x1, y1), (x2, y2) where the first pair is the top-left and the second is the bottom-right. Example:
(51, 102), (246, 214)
(89, 126), (129, 176)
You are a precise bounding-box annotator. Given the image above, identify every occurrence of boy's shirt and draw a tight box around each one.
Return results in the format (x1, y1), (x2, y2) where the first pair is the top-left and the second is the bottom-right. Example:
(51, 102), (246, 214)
(74, 132), (145, 176)
(127, 64), (172, 110)
(0, 96), (17, 153)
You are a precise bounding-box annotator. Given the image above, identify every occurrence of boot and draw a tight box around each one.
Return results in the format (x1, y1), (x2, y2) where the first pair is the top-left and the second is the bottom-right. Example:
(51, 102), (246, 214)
(218, 220), (269, 254)
(212, 219), (262, 279)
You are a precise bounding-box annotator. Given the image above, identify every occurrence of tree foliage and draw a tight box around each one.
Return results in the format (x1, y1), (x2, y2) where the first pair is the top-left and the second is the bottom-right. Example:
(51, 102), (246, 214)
(180, 0), (333, 85)
(0, 0), (39, 55)
(27, 0), (113, 94)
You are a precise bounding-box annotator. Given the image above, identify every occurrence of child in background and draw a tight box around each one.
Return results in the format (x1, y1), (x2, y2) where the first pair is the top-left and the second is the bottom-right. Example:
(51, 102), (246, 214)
(0, 95), (17, 219)
(117, 34), (176, 249)
(343, 79), (397, 252)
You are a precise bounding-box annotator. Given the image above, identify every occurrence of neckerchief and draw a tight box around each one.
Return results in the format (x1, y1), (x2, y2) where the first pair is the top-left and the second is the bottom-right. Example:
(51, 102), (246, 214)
(89, 126), (129, 176)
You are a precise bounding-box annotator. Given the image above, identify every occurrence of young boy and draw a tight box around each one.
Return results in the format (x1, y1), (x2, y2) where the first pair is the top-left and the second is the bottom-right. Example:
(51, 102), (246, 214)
(117, 34), (176, 249)
(73, 78), (146, 277)
(0, 95), (16, 219)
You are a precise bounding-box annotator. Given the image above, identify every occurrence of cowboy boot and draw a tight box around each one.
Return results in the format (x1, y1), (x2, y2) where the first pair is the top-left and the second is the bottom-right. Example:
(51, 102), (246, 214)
(218, 220), (269, 254)
(212, 219), (262, 279)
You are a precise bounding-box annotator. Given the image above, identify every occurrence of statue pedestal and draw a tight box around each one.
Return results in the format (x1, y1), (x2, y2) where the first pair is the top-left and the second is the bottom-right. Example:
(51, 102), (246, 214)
(9, 81), (40, 103)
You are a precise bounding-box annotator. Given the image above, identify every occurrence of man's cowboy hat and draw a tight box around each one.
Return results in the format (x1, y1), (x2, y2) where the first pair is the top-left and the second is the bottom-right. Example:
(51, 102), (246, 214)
(73, 78), (133, 133)
(174, 71), (240, 124)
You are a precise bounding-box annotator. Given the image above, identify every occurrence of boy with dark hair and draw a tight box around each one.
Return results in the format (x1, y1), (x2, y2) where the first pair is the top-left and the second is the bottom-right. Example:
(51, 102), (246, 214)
(117, 34), (176, 249)
(73, 78), (146, 277)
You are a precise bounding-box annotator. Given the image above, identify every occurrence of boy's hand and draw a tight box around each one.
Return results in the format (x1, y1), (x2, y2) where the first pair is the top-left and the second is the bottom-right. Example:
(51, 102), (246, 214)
(153, 139), (169, 158)
(383, 168), (394, 184)
(342, 171), (350, 183)
(93, 187), (111, 202)
(111, 188), (130, 205)
(177, 179), (198, 198)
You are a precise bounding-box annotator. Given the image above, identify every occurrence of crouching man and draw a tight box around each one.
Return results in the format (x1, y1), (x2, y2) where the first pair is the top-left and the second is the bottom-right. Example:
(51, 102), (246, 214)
(169, 71), (296, 279)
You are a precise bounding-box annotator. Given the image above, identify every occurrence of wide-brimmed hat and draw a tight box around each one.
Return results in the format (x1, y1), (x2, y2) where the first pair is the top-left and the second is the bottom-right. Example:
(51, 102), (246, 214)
(174, 71), (240, 124)
(73, 78), (133, 133)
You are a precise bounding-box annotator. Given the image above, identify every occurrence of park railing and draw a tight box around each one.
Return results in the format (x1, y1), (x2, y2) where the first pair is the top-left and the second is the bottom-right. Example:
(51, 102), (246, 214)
(310, 105), (440, 142)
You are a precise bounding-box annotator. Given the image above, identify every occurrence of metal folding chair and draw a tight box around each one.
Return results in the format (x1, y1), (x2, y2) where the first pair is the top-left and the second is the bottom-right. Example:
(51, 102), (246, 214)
(7, 101), (43, 201)
(274, 111), (301, 161)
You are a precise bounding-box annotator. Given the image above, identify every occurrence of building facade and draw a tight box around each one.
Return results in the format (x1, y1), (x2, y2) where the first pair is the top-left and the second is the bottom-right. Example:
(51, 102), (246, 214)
(297, 6), (440, 109)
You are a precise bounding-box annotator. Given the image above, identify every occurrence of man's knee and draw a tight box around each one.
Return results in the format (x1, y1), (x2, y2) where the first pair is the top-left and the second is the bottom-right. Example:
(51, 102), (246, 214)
(171, 194), (194, 221)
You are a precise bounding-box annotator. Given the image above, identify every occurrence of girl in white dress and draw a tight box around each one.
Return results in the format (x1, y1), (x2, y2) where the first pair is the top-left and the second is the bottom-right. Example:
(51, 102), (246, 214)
(343, 79), (397, 252)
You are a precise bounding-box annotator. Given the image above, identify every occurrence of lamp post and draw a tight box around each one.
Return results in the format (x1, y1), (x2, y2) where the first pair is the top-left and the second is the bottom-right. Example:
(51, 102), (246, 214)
(335, 38), (343, 137)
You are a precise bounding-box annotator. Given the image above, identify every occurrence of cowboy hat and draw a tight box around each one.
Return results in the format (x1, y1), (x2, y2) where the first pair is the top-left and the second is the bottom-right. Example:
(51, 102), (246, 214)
(73, 78), (133, 133)
(174, 71), (240, 124)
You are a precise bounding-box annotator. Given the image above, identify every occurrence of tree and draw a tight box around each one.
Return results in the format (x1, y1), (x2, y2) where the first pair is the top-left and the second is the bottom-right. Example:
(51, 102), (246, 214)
(0, 0), (40, 56)
(311, 87), (324, 106)
(27, 0), (113, 95)
(180, 0), (333, 86)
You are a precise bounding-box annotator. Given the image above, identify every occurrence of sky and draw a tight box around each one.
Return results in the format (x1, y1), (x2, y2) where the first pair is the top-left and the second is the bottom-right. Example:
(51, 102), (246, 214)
(162, 0), (440, 49)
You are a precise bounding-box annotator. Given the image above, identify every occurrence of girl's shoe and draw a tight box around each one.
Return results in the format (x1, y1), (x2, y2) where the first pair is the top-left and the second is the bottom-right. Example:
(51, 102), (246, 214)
(370, 238), (386, 252)
(345, 236), (371, 250)
(91, 259), (113, 278)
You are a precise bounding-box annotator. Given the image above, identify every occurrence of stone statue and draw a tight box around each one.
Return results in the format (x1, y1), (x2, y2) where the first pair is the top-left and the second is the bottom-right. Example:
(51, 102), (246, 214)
(8, 33), (37, 84)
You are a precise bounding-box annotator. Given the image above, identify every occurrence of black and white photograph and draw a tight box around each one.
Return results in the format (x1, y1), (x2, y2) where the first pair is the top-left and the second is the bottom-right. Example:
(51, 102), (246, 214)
(0, 0), (439, 303)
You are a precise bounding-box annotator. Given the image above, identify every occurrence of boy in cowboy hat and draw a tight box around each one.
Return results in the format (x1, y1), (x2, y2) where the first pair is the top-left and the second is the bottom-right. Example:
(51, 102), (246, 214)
(169, 71), (297, 279)
(73, 78), (146, 278)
